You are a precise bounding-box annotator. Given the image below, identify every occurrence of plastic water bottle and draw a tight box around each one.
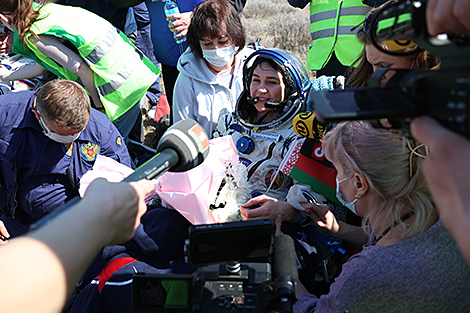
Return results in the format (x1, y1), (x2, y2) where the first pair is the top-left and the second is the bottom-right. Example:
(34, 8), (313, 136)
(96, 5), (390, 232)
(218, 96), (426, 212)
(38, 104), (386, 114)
(163, 0), (186, 45)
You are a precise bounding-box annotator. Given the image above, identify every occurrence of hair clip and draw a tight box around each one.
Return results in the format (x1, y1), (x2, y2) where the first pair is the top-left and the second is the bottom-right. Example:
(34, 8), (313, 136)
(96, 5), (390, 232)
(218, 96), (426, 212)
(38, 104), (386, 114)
(407, 139), (429, 178)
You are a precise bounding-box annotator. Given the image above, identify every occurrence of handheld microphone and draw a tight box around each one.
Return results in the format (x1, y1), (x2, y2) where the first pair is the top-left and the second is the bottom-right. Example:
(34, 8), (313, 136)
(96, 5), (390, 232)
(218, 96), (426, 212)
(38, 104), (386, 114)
(29, 119), (210, 231)
(271, 234), (298, 313)
(293, 111), (325, 139)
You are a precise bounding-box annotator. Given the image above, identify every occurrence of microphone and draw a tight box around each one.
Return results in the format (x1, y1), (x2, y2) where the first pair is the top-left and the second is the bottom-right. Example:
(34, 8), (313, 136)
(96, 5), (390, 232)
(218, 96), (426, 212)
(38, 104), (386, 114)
(293, 111), (325, 139)
(29, 119), (210, 231)
(247, 96), (258, 105)
(247, 96), (285, 109)
(271, 234), (298, 313)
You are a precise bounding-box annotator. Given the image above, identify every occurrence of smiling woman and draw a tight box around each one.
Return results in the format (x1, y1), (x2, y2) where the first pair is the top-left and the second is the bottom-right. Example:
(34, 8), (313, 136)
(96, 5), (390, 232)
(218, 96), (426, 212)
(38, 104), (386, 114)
(250, 61), (286, 122)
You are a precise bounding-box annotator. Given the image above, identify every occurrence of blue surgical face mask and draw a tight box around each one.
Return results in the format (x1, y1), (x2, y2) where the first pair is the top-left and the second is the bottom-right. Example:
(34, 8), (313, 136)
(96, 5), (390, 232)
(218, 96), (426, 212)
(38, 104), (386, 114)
(202, 44), (235, 68)
(336, 177), (359, 216)
(39, 112), (81, 144)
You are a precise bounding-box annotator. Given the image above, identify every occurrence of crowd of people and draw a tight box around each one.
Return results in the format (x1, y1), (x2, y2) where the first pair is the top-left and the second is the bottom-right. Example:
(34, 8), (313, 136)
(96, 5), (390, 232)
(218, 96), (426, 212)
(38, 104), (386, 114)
(1, 0), (470, 312)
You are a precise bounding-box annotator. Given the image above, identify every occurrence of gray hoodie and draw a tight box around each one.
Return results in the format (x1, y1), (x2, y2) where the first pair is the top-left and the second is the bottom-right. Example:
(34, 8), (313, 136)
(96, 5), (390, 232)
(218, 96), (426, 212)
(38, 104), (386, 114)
(173, 46), (253, 137)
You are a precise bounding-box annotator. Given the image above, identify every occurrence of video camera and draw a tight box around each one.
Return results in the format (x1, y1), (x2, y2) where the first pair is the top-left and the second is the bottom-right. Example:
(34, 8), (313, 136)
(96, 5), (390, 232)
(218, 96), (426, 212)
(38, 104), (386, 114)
(132, 219), (298, 313)
(310, 0), (470, 139)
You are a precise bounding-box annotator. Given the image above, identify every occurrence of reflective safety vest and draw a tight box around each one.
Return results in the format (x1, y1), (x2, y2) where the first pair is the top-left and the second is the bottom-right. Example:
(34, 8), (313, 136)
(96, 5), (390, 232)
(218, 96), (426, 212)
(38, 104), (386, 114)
(12, 3), (160, 122)
(307, 0), (370, 71)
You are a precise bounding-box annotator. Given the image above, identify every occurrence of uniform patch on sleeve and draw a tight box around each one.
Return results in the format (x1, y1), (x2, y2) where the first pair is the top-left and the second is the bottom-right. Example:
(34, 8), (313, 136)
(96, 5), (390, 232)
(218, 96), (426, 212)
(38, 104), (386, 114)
(80, 142), (101, 161)
(116, 136), (122, 147)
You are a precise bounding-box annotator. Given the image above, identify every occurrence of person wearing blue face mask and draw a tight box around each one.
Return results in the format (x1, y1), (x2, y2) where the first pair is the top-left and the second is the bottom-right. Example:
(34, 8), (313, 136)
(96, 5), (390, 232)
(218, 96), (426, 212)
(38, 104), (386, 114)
(172, 0), (253, 138)
(293, 120), (470, 312)
(335, 176), (360, 216)
(0, 79), (131, 237)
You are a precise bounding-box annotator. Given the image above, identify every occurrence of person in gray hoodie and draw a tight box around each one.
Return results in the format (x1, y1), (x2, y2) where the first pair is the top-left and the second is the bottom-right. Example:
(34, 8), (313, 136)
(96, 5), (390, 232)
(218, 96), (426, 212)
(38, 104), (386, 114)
(173, 0), (253, 138)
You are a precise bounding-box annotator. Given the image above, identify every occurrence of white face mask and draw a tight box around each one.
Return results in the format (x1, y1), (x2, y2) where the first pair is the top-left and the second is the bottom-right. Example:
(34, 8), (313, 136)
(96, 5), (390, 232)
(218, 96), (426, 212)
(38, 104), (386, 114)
(336, 177), (359, 216)
(202, 44), (235, 68)
(39, 114), (81, 144)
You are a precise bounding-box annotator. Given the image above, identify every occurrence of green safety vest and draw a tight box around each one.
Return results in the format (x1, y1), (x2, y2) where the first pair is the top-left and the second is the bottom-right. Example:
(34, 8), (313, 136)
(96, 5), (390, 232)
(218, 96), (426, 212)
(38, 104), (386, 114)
(12, 3), (160, 122)
(307, 0), (370, 71)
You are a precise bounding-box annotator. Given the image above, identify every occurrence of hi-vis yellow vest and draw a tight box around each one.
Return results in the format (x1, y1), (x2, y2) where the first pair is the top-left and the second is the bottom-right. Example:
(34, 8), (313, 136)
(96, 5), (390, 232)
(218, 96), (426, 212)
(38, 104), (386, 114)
(307, 0), (370, 71)
(12, 3), (160, 122)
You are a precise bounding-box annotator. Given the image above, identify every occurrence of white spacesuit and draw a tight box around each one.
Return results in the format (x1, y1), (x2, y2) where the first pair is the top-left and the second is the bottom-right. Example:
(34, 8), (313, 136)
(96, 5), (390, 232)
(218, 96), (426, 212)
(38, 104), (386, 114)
(214, 49), (321, 207)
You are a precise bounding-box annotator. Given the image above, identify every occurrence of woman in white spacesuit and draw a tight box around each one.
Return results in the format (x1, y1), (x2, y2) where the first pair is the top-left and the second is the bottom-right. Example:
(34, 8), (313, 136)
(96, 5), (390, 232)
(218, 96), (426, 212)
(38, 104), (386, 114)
(215, 48), (325, 224)
(215, 48), (339, 292)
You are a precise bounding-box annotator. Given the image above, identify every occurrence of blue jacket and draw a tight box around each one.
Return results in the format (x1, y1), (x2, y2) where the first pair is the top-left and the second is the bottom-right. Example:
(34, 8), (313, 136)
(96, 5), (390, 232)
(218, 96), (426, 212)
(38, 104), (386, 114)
(146, 0), (205, 66)
(0, 91), (131, 227)
(70, 206), (195, 313)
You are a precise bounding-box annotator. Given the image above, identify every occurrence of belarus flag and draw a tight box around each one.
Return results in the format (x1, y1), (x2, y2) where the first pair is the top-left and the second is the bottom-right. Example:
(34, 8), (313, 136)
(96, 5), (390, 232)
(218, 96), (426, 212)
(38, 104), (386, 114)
(280, 138), (339, 204)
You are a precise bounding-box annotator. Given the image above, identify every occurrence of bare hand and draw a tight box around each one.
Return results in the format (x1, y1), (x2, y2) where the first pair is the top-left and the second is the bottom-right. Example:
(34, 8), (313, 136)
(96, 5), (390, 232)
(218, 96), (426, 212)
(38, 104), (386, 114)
(167, 12), (192, 38)
(0, 220), (10, 245)
(302, 202), (340, 235)
(411, 117), (470, 231)
(426, 0), (470, 36)
(240, 195), (300, 222)
(82, 178), (155, 246)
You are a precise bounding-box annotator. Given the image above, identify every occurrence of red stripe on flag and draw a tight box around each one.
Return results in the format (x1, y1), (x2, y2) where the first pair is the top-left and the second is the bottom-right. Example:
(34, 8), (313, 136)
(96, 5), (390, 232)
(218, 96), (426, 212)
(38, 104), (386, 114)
(294, 155), (336, 189)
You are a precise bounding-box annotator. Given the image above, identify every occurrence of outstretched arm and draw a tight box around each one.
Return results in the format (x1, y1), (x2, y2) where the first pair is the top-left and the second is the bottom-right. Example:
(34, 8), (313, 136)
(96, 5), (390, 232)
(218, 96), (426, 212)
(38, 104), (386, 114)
(0, 178), (155, 313)
(0, 62), (46, 82)
(302, 202), (367, 249)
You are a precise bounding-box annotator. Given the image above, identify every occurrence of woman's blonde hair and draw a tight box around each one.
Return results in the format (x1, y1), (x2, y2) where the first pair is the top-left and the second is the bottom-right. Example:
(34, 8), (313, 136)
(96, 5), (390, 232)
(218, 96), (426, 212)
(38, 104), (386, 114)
(323, 120), (436, 241)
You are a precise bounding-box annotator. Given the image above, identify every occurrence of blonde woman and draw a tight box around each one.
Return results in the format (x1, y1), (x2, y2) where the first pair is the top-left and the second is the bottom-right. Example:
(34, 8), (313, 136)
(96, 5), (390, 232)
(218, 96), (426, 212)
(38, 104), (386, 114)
(295, 120), (470, 312)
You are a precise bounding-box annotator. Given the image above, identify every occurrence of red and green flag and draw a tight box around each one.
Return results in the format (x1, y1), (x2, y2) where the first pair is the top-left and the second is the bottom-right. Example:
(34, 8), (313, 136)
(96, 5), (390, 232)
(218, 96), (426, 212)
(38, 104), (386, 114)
(280, 138), (339, 204)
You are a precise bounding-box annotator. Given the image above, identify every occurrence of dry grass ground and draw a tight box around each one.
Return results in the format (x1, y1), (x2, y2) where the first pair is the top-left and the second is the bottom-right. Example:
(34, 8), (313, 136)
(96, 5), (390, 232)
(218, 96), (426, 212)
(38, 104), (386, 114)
(241, 0), (313, 77)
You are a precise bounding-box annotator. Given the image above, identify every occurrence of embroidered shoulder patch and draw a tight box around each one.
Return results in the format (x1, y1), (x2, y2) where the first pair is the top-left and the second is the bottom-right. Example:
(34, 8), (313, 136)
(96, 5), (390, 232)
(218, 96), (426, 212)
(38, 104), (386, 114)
(62, 142), (74, 157)
(264, 168), (286, 190)
(80, 142), (100, 161)
(116, 136), (122, 147)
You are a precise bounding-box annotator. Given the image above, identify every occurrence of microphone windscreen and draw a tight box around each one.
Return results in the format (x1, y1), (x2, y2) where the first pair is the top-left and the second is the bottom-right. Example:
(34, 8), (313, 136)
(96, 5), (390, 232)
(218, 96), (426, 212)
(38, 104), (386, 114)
(272, 234), (298, 281)
(156, 119), (210, 172)
(293, 111), (325, 139)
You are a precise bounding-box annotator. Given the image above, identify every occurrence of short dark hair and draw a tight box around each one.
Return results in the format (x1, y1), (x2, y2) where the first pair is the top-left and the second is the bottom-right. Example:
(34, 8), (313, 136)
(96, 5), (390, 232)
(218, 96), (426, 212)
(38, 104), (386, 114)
(36, 79), (90, 131)
(187, 0), (246, 59)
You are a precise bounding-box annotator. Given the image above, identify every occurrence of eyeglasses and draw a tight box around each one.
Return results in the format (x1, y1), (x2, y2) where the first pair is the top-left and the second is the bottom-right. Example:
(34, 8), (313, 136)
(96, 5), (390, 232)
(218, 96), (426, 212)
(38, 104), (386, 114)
(363, 13), (373, 33)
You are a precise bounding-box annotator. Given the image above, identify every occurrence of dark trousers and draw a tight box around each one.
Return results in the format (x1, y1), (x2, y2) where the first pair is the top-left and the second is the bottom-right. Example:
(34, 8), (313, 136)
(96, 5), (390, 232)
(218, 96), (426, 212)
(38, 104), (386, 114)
(161, 63), (180, 125)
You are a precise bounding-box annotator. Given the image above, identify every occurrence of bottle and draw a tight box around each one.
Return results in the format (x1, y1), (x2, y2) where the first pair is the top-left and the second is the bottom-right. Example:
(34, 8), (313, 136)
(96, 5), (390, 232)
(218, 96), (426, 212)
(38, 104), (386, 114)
(163, 0), (186, 45)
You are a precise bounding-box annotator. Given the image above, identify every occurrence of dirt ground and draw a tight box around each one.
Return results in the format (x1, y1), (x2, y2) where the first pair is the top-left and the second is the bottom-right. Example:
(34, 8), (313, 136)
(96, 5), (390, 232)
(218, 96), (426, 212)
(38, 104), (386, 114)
(141, 96), (168, 150)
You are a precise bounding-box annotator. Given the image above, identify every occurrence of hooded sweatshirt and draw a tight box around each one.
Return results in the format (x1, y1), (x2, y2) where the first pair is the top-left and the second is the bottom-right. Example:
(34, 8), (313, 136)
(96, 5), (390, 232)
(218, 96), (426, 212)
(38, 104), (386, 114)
(173, 46), (253, 137)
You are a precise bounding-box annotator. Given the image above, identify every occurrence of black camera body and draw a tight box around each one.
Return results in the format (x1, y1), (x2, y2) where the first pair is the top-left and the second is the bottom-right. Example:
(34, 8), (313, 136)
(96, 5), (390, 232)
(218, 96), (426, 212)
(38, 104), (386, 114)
(132, 219), (297, 313)
(311, 0), (470, 139)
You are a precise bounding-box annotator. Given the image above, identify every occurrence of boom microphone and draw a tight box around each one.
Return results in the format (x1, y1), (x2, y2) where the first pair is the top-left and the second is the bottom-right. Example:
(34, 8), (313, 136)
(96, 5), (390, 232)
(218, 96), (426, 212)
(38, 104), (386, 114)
(247, 96), (285, 109)
(293, 111), (325, 139)
(247, 96), (258, 105)
(271, 234), (298, 313)
(30, 119), (210, 231)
